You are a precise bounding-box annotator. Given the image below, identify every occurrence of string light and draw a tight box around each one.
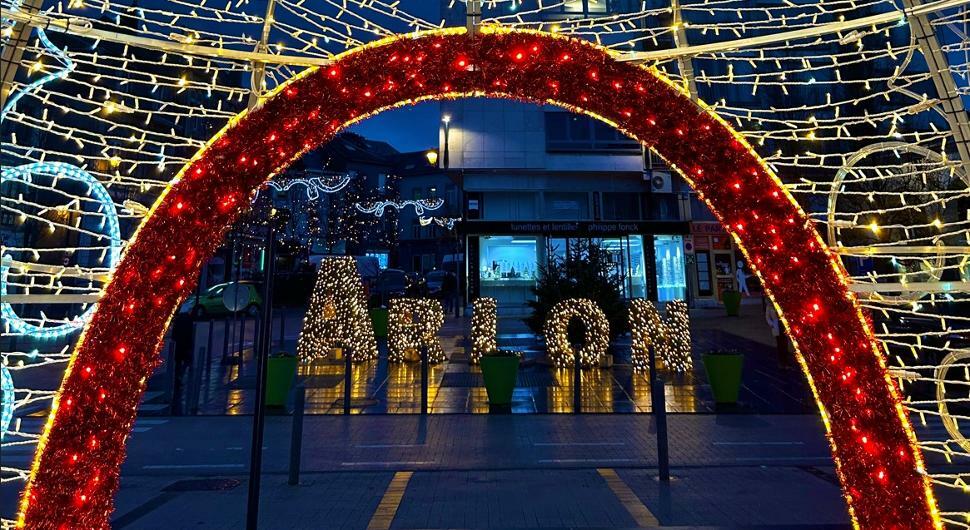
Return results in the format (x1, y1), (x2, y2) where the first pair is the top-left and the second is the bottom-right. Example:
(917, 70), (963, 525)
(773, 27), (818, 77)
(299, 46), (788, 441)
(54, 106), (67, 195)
(388, 298), (446, 363)
(296, 257), (378, 363)
(0, 363), (14, 440)
(470, 297), (497, 364)
(354, 198), (444, 217)
(544, 298), (610, 368)
(629, 299), (692, 373)
(262, 173), (353, 200)
(0, 163), (121, 338)
(1, 0), (965, 524)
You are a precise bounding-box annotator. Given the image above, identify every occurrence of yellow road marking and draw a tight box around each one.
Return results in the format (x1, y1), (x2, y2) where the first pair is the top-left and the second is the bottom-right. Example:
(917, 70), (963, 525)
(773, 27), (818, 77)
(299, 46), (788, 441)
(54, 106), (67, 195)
(367, 471), (413, 530)
(598, 468), (661, 527)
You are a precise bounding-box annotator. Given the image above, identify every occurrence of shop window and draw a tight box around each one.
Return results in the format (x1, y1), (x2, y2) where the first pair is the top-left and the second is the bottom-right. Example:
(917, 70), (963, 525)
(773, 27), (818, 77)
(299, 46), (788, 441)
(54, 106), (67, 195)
(653, 235), (686, 302)
(602, 192), (640, 220)
(543, 192), (589, 220)
(479, 236), (539, 309)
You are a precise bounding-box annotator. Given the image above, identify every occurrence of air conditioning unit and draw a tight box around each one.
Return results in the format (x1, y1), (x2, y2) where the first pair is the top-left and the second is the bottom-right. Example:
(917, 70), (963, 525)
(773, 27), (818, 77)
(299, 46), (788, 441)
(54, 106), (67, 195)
(647, 170), (672, 194)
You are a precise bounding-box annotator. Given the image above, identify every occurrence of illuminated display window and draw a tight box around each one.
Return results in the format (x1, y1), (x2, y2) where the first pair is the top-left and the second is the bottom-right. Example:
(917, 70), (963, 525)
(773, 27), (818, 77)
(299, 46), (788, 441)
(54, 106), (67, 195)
(653, 235), (687, 302)
(479, 236), (539, 309)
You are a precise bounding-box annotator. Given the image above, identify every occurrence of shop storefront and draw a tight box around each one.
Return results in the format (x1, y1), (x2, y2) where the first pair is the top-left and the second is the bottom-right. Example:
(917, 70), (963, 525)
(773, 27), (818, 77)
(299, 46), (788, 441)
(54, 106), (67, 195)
(464, 221), (689, 314)
(687, 221), (761, 306)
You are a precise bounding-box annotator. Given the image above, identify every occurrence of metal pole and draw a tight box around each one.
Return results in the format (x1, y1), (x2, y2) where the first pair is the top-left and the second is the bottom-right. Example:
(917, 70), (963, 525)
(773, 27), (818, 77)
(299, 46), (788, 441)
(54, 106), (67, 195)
(647, 345), (670, 482)
(465, 0), (481, 36)
(420, 345), (429, 415)
(278, 306), (286, 350)
(670, 0), (699, 100)
(573, 357), (582, 414)
(343, 348), (352, 415)
(246, 221), (276, 530)
(238, 310), (248, 359)
(0, 0), (43, 110)
(248, 0), (278, 109)
(288, 384), (306, 486)
(900, 0), (970, 183)
(454, 232), (461, 317)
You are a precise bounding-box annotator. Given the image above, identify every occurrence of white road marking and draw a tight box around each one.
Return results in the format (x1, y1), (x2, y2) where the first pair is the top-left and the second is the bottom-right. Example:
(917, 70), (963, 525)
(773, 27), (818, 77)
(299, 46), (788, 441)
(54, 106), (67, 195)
(141, 463), (245, 470)
(340, 461), (435, 466)
(534, 442), (625, 447)
(538, 458), (635, 463)
(714, 441), (806, 446)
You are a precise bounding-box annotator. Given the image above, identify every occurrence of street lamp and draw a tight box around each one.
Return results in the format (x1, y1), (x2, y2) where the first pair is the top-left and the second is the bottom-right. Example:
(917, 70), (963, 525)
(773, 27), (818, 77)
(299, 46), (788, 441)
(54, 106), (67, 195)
(425, 150), (439, 166)
(441, 114), (451, 169)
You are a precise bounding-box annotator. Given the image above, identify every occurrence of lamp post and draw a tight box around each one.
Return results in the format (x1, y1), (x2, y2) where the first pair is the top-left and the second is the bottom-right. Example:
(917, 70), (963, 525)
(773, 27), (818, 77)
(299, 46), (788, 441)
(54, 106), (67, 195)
(441, 114), (451, 169)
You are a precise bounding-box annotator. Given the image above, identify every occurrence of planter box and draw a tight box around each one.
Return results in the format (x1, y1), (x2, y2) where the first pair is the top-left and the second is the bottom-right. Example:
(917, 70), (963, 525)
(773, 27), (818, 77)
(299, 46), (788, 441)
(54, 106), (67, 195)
(369, 308), (389, 337)
(266, 355), (298, 407)
(480, 355), (520, 406)
(722, 290), (742, 317)
(702, 353), (744, 404)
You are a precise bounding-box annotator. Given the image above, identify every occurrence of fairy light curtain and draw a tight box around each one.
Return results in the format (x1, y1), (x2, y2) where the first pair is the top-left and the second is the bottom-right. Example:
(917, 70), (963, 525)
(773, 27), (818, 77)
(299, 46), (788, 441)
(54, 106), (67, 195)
(0, 0), (967, 527)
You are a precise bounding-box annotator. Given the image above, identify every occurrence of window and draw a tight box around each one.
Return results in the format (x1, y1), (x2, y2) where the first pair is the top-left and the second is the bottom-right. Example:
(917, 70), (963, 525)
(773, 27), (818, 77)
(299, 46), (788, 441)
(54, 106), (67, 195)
(482, 191), (537, 220)
(543, 192), (589, 220)
(479, 236), (538, 282)
(653, 235), (687, 302)
(690, 194), (718, 222)
(643, 193), (681, 221)
(602, 192), (640, 220)
(559, 0), (609, 14)
(545, 112), (640, 153)
(695, 252), (713, 297)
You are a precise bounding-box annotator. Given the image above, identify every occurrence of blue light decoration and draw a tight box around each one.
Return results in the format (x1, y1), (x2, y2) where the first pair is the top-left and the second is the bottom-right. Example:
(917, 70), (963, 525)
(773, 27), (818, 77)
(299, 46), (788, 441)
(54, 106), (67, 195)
(419, 216), (461, 230)
(1, 9), (122, 338)
(355, 198), (444, 217)
(0, 363), (13, 440)
(263, 173), (352, 200)
(0, 8), (74, 122)
(0, 163), (123, 338)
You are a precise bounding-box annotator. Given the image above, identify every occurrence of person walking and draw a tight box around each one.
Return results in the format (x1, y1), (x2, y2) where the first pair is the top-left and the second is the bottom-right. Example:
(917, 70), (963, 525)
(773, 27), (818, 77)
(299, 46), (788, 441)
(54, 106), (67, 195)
(765, 302), (791, 368)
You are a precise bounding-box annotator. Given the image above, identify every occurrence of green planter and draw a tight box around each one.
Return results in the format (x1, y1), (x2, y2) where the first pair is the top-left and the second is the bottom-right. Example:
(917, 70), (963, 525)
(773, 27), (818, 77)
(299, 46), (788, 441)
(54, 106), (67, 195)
(702, 353), (744, 403)
(480, 355), (520, 406)
(722, 289), (742, 316)
(266, 355), (297, 407)
(369, 308), (389, 337)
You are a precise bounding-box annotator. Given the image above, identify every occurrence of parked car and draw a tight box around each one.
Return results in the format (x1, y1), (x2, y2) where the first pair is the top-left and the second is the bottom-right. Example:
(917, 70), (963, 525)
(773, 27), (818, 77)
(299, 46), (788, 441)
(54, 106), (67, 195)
(425, 270), (455, 296)
(373, 269), (407, 301)
(180, 281), (262, 317)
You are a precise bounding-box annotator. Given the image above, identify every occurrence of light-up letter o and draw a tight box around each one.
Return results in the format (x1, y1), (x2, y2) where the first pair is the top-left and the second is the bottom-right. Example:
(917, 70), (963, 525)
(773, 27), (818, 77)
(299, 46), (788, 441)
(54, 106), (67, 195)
(544, 298), (610, 368)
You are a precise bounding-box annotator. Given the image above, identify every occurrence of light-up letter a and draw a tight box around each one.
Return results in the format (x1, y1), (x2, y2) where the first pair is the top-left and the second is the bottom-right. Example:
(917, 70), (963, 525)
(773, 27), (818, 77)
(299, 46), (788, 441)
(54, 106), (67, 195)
(297, 256), (378, 362)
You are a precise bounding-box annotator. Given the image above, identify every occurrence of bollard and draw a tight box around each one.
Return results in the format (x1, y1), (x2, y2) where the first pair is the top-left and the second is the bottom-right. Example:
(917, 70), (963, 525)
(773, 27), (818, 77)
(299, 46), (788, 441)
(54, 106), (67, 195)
(573, 359), (582, 414)
(420, 345), (429, 415)
(278, 307), (286, 350)
(653, 376), (670, 481)
(221, 314), (231, 363)
(288, 384), (306, 486)
(343, 349), (352, 415)
(647, 345), (670, 482)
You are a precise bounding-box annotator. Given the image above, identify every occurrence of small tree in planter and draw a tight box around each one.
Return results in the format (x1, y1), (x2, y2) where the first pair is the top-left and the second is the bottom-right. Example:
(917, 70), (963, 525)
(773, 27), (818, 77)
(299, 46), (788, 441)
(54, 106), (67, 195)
(525, 239), (628, 344)
(702, 348), (744, 404)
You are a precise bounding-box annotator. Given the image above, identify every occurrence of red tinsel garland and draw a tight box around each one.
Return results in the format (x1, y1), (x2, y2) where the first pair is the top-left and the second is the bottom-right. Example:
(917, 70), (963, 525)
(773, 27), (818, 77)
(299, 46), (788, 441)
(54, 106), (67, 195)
(18, 28), (938, 529)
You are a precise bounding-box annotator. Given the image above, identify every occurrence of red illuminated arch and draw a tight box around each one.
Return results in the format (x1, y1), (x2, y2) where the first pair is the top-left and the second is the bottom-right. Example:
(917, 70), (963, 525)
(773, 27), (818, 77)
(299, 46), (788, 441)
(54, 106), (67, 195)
(18, 28), (939, 529)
